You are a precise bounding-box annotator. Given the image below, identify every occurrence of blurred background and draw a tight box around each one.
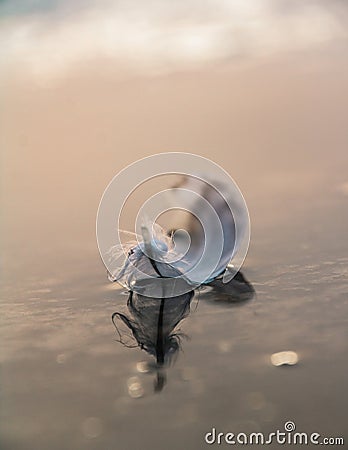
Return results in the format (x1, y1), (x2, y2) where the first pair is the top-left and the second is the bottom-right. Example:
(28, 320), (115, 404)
(1, 1), (348, 449)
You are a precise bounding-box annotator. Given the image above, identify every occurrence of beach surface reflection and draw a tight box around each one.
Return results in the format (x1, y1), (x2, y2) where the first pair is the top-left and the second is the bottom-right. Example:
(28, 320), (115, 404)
(1, 2), (348, 448)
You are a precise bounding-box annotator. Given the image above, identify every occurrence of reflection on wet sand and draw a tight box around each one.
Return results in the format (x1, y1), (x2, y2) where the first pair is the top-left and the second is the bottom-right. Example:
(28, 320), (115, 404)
(112, 273), (254, 393)
(112, 290), (193, 393)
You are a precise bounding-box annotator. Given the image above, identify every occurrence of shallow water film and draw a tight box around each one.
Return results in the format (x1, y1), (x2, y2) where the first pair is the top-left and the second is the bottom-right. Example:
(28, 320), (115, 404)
(1, 1), (348, 449)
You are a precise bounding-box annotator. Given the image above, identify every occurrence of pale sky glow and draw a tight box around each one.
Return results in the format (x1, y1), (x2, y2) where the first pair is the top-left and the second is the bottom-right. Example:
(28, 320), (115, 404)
(0, 0), (347, 80)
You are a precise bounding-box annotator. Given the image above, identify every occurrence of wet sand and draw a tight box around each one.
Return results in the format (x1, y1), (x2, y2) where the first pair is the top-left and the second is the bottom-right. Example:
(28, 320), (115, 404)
(1, 47), (348, 449)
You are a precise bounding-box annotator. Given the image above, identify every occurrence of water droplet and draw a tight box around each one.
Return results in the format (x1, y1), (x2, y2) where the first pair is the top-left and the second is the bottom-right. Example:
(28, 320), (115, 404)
(271, 351), (299, 366)
(81, 417), (102, 439)
(136, 361), (150, 373)
(56, 353), (66, 364)
(217, 340), (233, 353)
(127, 376), (144, 398)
